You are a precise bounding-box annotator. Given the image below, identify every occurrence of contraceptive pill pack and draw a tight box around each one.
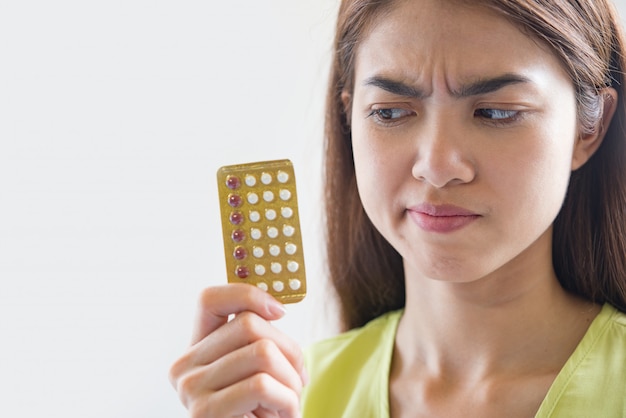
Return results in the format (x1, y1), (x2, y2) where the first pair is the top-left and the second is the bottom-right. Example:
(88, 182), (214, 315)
(216, 159), (306, 303)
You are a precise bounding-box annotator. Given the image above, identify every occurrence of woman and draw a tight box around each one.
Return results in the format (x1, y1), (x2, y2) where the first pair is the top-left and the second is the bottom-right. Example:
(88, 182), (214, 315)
(170, 0), (626, 416)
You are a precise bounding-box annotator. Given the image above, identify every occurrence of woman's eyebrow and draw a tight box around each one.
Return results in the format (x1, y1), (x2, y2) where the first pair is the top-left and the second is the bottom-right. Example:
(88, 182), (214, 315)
(453, 74), (531, 97)
(362, 76), (427, 99)
(362, 73), (531, 98)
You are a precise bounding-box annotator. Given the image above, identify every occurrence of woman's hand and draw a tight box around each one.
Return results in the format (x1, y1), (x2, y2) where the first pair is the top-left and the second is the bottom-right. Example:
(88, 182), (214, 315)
(169, 283), (307, 418)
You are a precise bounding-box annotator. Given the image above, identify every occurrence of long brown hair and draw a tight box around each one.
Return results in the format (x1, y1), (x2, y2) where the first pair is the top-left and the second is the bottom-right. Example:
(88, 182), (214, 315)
(324, 0), (626, 331)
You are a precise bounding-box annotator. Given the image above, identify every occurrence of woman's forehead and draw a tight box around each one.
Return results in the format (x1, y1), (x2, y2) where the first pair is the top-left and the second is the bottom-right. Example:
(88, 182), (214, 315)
(352, 0), (567, 92)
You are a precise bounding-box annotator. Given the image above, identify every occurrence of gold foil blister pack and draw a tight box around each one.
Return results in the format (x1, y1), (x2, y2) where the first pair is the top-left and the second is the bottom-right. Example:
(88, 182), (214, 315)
(216, 159), (306, 303)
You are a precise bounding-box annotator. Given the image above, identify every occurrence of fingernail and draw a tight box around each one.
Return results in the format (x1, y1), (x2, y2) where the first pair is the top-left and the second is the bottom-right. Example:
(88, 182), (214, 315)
(267, 300), (287, 318)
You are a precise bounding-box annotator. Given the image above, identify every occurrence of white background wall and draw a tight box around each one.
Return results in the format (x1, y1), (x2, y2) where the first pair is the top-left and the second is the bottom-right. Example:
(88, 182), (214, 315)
(1, 1), (337, 417)
(1, 1), (625, 417)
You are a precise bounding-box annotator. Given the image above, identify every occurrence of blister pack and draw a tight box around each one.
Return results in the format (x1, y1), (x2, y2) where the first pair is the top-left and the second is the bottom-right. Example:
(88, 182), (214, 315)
(216, 159), (306, 303)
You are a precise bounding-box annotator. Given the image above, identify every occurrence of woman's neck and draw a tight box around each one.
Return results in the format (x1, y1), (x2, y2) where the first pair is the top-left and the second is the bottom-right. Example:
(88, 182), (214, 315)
(396, 234), (600, 382)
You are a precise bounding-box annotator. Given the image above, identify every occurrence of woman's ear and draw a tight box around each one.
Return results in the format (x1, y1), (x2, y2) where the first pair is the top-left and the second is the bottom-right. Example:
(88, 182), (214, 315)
(341, 90), (353, 126)
(571, 87), (618, 170)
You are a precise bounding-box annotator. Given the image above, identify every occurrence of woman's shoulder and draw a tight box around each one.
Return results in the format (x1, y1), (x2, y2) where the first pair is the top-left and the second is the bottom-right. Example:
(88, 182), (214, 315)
(301, 310), (403, 417)
(536, 303), (626, 417)
(305, 309), (403, 363)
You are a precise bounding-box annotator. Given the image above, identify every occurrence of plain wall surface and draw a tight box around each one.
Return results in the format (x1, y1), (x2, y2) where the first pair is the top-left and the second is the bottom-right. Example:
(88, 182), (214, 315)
(1, 1), (625, 417)
(1, 1), (336, 416)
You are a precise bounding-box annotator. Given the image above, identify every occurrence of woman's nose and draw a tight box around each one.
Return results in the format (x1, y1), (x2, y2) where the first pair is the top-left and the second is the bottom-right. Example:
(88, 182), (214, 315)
(410, 119), (476, 188)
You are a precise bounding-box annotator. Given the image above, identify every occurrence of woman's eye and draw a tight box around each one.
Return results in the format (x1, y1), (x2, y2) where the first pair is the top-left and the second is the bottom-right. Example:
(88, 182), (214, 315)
(368, 108), (414, 124)
(474, 108), (519, 121)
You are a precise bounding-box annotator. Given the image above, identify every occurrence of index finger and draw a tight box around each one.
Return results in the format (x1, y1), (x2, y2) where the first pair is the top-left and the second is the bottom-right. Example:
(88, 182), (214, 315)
(191, 283), (286, 345)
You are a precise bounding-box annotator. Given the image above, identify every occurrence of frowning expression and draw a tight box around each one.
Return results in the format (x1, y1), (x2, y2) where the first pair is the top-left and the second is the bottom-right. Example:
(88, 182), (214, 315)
(348, 0), (588, 282)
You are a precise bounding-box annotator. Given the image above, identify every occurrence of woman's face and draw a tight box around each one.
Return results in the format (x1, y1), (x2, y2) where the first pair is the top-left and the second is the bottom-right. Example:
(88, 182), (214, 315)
(349, 0), (593, 283)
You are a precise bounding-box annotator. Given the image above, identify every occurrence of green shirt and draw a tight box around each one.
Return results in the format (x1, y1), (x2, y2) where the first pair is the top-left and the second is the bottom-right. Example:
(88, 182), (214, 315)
(302, 304), (626, 417)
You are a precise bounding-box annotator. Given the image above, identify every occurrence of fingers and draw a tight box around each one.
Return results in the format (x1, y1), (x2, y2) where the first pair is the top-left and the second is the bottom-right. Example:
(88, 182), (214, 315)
(188, 311), (305, 380)
(184, 337), (304, 401)
(191, 283), (286, 345)
(169, 283), (304, 418)
(188, 373), (300, 418)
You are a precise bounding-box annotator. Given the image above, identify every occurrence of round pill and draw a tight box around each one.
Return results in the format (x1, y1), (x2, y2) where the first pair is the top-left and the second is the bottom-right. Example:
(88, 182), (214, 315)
(247, 193), (259, 204)
(272, 281), (285, 292)
(263, 191), (274, 202)
(251, 228), (262, 240)
(281, 207), (293, 218)
(271, 262), (282, 274)
(233, 246), (247, 260)
(226, 175), (241, 190)
(230, 211), (244, 225)
(277, 171), (289, 183)
(245, 175), (257, 187)
(279, 189), (291, 201)
(289, 279), (301, 290)
(257, 282), (268, 291)
(231, 229), (245, 243)
(255, 264), (266, 276)
(249, 211), (261, 222)
(283, 225), (295, 237)
(285, 243), (297, 255)
(267, 227), (279, 239)
(287, 261), (299, 273)
(265, 209), (277, 221)
(235, 266), (249, 279)
(261, 172), (272, 185)
(253, 246), (264, 258)
(228, 194), (243, 208)
(269, 244), (280, 256)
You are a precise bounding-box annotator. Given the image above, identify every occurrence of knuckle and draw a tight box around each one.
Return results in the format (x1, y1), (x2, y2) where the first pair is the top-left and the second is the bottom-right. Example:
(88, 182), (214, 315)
(252, 338), (279, 366)
(176, 368), (203, 400)
(248, 372), (274, 397)
(198, 286), (219, 309)
(236, 311), (263, 338)
(168, 352), (191, 387)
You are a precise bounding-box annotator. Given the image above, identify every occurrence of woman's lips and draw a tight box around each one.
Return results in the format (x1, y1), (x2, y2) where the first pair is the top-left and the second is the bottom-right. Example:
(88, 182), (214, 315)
(408, 203), (480, 233)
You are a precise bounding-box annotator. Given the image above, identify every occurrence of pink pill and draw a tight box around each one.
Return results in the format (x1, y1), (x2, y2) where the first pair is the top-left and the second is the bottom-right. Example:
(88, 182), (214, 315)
(228, 194), (243, 208)
(226, 175), (241, 190)
(230, 211), (244, 225)
(235, 266), (250, 279)
(233, 246), (247, 260)
(231, 229), (245, 243)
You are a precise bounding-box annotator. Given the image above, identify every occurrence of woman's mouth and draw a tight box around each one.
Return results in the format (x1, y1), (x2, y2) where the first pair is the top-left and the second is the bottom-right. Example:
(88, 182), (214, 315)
(408, 203), (480, 233)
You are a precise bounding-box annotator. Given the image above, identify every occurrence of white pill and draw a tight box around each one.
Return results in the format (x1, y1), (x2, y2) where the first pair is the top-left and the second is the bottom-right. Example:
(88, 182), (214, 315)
(245, 175), (257, 187)
(285, 243), (297, 255)
(255, 264), (266, 276)
(287, 261), (299, 273)
(271, 262), (282, 274)
(272, 281), (285, 292)
(251, 228), (262, 240)
(253, 246), (264, 258)
(265, 209), (277, 221)
(247, 193), (259, 204)
(279, 189), (291, 201)
(283, 225), (295, 237)
(261, 172), (272, 185)
(277, 171), (289, 183)
(281, 207), (293, 218)
(267, 227), (279, 238)
(263, 190), (274, 202)
(289, 279), (301, 290)
(257, 282), (268, 291)
(269, 245), (280, 256)
(249, 211), (261, 222)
